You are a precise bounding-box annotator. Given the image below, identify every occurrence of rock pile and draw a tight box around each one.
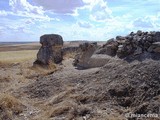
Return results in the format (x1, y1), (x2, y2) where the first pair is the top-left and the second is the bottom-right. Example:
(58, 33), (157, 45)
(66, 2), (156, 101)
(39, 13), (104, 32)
(34, 34), (63, 65)
(97, 30), (160, 58)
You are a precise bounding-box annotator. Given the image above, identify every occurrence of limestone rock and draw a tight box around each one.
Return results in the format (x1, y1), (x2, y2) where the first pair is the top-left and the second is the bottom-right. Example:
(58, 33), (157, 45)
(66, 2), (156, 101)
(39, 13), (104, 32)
(34, 34), (63, 65)
(73, 42), (98, 68)
(40, 34), (63, 46)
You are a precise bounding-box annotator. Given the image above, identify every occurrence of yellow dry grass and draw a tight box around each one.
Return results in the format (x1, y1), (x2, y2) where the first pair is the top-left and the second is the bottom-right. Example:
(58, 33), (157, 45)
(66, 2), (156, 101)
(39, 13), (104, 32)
(63, 52), (77, 59)
(0, 93), (25, 119)
(0, 50), (38, 65)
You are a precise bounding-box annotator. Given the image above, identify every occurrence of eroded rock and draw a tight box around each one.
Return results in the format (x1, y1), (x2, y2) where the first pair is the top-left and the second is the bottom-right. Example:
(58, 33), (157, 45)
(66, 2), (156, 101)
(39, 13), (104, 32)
(73, 42), (98, 68)
(96, 39), (118, 56)
(34, 34), (63, 65)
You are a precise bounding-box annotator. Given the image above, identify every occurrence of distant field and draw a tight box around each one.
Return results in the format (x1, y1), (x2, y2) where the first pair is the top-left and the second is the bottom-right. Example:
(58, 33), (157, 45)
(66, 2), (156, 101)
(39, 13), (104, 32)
(0, 50), (38, 64)
(0, 42), (40, 52)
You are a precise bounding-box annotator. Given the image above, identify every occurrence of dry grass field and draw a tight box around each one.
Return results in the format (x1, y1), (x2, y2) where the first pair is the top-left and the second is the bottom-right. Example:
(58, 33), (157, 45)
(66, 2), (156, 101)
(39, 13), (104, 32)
(0, 50), (38, 65)
(0, 42), (40, 65)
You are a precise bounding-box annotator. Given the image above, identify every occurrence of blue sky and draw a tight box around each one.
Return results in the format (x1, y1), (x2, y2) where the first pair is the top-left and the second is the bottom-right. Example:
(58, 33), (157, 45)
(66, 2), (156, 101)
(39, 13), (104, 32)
(0, 0), (160, 42)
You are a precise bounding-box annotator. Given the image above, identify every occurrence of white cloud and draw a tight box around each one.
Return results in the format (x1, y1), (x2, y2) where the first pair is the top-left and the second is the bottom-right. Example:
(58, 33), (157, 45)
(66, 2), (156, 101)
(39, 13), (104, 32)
(0, 0), (61, 22)
(33, 0), (85, 15)
(82, 0), (112, 22)
(25, 18), (34, 24)
(0, 10), (8, 16)
(78, 21), (92, 28)
(9, 0), (44, 15)
(132, 18), (154, 28)
(131, 14), (160, 31)
(7, 0), (60, 21)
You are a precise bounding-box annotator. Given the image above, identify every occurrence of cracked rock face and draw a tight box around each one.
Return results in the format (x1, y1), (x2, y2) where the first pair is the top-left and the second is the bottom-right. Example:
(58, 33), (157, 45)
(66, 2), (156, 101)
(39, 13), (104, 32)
(34, 34), (63, 65)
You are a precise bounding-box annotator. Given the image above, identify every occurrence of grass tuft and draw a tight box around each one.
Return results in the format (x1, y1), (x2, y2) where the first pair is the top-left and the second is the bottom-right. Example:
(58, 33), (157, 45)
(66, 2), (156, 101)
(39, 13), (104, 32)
(0, 93), (25, 120)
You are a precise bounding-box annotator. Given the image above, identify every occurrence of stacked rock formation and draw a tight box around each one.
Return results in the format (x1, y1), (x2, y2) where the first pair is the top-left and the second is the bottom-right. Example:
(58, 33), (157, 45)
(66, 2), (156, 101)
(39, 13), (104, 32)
(73, 31), (160, 69)
(96, 30), (160, 58)
(34, 34), (63, 65)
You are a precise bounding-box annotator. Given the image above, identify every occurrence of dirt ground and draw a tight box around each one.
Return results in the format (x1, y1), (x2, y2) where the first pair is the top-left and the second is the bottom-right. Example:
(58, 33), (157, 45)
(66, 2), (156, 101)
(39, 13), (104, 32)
(0, 53), (124, 120)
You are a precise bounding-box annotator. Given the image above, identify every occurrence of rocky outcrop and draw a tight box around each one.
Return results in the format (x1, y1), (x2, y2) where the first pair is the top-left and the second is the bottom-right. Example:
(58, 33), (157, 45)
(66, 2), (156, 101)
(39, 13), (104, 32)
(97, 31), (160, 58)
(73, 31), (160, 69)
(73, 42), (98, 68)
(73, 42), (118, 69)
(34, 34), (63, 65)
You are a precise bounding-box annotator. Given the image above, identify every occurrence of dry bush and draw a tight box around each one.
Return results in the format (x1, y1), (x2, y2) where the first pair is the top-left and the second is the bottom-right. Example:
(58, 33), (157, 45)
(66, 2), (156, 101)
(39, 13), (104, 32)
(47, 87), (75, 106)
(34, 87), (92, 120)
(0, 93), (25, 120)
(49, 105), (71, 117)
(44, 100), (91, 120)
(29, 63), (57, 78)
(16, 59), (57, 79)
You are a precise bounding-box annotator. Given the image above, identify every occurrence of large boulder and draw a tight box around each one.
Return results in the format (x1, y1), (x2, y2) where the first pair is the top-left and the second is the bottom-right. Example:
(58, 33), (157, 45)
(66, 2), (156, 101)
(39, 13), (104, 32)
(34, 34), (63, 65)
(40, 34), (63, 46)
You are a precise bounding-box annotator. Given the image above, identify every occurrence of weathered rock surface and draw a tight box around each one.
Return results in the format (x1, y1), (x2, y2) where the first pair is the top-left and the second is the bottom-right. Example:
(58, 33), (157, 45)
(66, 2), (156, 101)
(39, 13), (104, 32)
(73, 42), (119, 69)
(73, 42), (98, 68)
(34, 34), (63, 65)
(95, 39), (118, 56)
(96, 31), (160, 58)
(148, 42), (160, 53)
